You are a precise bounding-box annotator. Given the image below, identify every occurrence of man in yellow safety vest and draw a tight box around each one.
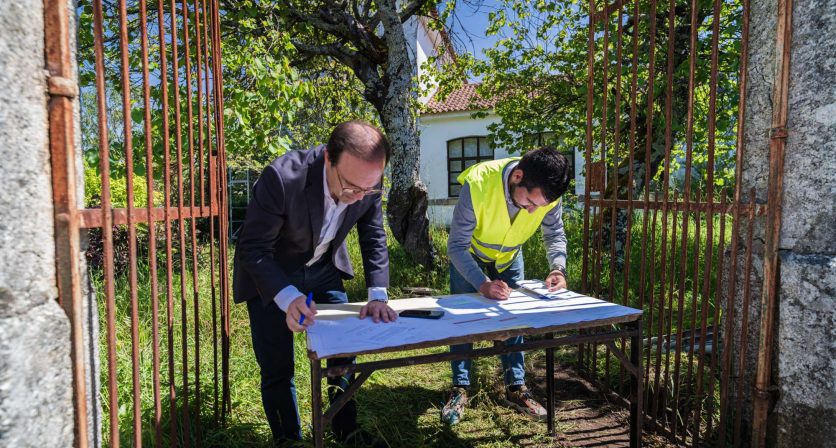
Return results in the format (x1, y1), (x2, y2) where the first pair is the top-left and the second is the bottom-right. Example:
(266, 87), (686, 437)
(442, 146), (571, 425)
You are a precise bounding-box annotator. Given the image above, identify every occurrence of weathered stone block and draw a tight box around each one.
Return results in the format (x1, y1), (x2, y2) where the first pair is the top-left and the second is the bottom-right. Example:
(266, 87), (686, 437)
(772, 253), (836, 448)
(0, 301), (74, 447)
(779, 0), (836, 254)
(0, 0), (55, 319)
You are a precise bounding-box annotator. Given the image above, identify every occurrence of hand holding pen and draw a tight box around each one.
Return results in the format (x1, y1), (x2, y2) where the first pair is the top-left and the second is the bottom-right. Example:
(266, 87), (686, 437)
(286, 292), (317, 332)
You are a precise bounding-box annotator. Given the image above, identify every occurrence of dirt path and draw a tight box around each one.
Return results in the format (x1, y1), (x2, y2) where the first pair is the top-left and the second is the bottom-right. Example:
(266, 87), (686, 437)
(531, 366), (676, 448)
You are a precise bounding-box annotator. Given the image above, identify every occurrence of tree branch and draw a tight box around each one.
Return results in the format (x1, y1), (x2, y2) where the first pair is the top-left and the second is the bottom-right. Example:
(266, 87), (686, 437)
(286, 1), (386, 63)
(291, 40), (362, 71)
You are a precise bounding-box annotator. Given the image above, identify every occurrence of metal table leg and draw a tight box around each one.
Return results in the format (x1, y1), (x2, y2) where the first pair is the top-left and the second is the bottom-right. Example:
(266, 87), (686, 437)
(546, 333), (555, 436)
(630, 320), (643, 448)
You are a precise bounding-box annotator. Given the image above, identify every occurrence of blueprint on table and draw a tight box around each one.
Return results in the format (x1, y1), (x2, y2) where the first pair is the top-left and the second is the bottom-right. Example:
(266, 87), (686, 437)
(306, 281), (641, 358)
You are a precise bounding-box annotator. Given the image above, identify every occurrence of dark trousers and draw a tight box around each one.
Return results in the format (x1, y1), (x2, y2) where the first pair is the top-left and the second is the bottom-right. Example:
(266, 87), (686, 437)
(246, 256), (356, 442)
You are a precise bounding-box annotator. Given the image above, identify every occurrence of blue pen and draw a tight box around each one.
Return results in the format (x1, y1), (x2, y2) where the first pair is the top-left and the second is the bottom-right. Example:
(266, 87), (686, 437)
(298, 292), (313, 325)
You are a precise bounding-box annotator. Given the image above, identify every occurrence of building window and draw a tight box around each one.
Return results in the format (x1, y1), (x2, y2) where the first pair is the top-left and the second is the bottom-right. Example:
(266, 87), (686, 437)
(447, 136), (493, 197)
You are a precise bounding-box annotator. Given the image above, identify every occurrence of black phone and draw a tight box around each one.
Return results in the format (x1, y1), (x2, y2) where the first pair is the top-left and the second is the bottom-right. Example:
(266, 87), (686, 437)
(398, 309), (445, 319)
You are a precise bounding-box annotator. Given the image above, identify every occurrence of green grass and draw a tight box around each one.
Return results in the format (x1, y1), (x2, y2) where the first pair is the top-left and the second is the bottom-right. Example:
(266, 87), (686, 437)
(92, 208), (730, 446)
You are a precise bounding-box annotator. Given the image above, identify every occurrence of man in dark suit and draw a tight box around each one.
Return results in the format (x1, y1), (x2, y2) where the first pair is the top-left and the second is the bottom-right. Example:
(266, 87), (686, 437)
(234, 121), (397, 446)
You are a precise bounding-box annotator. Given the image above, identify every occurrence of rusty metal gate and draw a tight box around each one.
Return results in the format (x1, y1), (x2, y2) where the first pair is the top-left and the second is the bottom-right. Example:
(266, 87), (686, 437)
(580, 0), (790, 446)
(45, 0), (230, 446)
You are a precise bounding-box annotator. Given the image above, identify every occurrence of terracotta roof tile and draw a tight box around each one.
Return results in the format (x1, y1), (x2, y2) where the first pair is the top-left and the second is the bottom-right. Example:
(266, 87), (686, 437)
(424, 83), (496, 114)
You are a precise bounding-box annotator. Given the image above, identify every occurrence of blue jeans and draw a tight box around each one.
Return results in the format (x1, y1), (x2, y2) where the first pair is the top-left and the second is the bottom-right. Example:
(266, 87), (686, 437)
(450, 254), (526, 387)
(246, 255), (357, 441)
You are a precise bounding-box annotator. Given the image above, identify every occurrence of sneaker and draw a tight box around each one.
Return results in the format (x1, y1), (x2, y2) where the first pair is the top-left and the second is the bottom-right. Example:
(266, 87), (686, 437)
(502, 385), (547, 422)
(441, 386), (469, 425)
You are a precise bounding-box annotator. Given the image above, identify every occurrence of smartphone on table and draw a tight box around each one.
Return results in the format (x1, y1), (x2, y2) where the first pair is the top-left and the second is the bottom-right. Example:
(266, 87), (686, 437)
(398, 309), (445, 319)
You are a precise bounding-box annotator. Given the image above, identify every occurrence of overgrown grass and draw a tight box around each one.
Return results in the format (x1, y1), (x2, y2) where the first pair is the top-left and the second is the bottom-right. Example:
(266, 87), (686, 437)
(92, 208), (730, 446)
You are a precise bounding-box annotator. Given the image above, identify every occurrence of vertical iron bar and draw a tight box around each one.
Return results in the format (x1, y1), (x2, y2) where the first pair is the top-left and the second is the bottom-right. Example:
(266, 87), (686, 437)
(156, 0), (180, 443)
(623, 0), (642, 400)
(609, 1), (626, 395)
(703, 190), (727, 438)
(580, 0), (597, 371)
(582, 0), (596, 294)
(644, 202), (659, 409)
(733, 189), (757, 447)
(718, 0), (750, 439)
(169, 0), (193, 442)
(193, 0), (207, 209)
(115, 0), (142, 444)
(198, 0), (220, 424)
(690, 0), (723, 440)
(689, 201), (714, 443)
(659, 191), (679, 422)
(751, 0), (793, 442)
(651, 0), (677, 425)
(591, 10), (612, 381)
(44, 0), (89, 445)
(670, 0), (702, 434)
(640, 0), (656, 316)
(93, 0), (120, 444)
(181, 1), (202, 442)
(209, 0), (232, 416)
(593, 0), (611, 302)
(138, 0), (162, 444)
(637, 0), (659, 343)
(680, 191), (702, 442)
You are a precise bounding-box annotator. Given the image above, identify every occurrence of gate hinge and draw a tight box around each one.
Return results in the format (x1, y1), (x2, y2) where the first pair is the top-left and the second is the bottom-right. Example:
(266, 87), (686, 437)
(769, 126), (788, 140)
(47, 75), (78, 99)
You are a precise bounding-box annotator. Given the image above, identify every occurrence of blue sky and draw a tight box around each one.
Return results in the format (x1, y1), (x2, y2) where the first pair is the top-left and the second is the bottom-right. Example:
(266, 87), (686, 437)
(440, 0), (504, 61)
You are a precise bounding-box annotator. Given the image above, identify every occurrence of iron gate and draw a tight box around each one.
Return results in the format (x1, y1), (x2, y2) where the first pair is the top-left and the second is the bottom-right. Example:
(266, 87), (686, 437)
(45, 0), (231, 446)
(579, 0), (789, 446)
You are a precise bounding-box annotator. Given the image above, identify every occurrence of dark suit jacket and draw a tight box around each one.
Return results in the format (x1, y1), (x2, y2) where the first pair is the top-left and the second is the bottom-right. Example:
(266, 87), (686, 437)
(233, 145), (389, 306)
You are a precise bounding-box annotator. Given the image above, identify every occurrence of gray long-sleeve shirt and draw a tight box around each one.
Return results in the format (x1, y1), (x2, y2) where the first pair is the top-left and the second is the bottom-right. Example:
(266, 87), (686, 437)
(448, 161), (568, 290)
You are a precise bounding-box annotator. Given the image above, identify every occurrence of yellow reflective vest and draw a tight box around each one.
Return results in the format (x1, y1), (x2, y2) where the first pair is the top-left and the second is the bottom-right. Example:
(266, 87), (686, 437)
(458, 158), (559, 272)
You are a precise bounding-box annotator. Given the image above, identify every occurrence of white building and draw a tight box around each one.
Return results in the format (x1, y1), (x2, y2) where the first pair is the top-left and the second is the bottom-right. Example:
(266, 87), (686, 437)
(408, 15), (586, 226)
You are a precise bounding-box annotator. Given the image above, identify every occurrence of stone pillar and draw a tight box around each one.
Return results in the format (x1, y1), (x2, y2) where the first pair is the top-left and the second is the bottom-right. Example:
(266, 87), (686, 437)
(769, 0), (836, 444)
(0, 0), (74, 446)
(726, 0), (836, 445)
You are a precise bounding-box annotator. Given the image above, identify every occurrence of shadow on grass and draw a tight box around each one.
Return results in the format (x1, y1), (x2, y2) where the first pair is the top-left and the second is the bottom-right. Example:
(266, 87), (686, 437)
(354, 382), (547, 448)
(353, 383), (481, 448)
(112, 381), (273, 448)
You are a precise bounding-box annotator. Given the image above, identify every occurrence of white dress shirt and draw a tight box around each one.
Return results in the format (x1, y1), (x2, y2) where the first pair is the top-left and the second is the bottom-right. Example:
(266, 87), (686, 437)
(273, 162), (388, 312)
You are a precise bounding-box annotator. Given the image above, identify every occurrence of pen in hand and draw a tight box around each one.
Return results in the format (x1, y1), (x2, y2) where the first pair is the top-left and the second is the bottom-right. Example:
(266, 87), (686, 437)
(298, 292), (313, 325)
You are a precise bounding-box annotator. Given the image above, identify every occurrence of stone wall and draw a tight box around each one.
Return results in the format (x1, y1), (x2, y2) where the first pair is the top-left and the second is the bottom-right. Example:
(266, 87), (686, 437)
(770, 0), (836, 444)
(724, 0), (836, 445)
(0, 0), (74, 446)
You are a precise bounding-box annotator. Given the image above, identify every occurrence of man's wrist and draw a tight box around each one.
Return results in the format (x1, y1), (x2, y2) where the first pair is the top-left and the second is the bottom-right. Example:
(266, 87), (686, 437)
(274, 285), (303, 313)
(551, 266), (567, 278)
(368, 286), (388, 303)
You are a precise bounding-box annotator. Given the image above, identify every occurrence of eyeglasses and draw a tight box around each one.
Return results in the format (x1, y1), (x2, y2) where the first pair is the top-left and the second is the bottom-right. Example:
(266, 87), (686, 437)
(333, 164), (385, 196)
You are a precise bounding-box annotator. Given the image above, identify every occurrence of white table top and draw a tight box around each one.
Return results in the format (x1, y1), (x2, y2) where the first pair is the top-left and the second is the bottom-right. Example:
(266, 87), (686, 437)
(307, 282), (642, 359)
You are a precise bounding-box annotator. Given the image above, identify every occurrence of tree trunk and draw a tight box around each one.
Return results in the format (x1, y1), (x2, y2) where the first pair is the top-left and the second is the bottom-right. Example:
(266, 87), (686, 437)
(376, 0), (434, 266)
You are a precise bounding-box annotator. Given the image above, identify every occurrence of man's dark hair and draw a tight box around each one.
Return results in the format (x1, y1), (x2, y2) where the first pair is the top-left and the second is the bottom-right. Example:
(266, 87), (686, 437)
(516, 146), (571, 203)
(326, 120), (391, 165)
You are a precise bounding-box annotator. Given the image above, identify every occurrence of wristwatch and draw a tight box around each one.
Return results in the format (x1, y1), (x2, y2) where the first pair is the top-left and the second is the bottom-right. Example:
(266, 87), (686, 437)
(553, 266), (567, 278)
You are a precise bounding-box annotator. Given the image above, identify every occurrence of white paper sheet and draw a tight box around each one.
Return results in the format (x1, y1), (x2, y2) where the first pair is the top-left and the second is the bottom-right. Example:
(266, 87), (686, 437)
(307, 282), (642, 358)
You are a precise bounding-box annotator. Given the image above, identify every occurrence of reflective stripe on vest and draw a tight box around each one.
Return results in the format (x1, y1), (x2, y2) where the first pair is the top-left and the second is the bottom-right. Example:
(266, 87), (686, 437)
(459, 158), (558, 272)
